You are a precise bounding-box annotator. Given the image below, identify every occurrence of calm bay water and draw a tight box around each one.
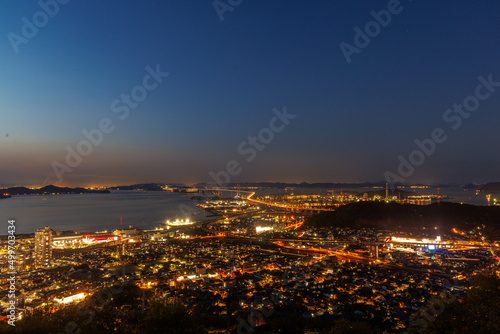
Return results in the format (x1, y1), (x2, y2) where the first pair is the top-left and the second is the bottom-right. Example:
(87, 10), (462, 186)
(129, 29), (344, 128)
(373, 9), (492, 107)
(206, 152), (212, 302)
(0, 191), (205, 235)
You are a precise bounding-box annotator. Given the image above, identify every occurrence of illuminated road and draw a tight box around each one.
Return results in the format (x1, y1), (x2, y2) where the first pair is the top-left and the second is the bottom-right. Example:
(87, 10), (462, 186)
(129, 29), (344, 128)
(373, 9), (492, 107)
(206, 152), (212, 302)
(204, 188), (335, 213)
(272, 240), (372, 262)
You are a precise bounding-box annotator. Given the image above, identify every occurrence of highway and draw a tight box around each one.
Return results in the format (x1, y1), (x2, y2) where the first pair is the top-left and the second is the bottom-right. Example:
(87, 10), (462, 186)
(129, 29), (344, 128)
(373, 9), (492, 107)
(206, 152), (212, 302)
(204, 188), (336, 213)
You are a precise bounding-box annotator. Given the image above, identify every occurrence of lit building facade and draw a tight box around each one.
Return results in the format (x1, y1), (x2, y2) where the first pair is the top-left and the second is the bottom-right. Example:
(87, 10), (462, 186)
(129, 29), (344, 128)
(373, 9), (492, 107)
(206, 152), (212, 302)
(34, 226), (53, 267)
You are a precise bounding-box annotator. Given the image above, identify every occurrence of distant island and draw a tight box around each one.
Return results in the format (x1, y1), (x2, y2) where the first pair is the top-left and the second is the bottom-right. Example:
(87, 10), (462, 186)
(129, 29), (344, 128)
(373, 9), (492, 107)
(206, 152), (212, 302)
(3, 181), (499, 197)
(0, 185), (110, 196)
(195, 181), (393, 189)
(108, 183), (166, 191)
(194, 181), (474, 189)
(480, 182), (500, 193)
(109, 183), (202, 193)
(462, 183), (480, 189)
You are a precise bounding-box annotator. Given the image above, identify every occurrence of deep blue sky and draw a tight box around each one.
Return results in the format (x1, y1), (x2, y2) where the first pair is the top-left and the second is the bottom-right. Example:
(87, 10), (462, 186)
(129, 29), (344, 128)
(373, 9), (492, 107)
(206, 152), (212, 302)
(1, 0), (499, 186)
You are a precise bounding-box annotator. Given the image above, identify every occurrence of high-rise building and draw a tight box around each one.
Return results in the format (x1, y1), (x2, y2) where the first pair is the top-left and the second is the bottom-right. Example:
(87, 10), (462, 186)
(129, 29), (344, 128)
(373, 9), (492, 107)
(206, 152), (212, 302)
(35, 226), (53, 267)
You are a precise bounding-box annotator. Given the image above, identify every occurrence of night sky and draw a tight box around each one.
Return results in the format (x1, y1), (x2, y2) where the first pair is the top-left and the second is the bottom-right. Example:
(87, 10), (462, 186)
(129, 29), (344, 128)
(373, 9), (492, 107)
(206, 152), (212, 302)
(1, 0), (499, 186)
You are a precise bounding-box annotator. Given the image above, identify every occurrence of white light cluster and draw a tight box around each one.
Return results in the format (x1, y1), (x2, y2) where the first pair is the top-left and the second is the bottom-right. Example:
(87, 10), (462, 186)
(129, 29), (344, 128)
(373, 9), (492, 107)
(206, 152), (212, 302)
(165, 219), (193, 226)
(256, 226), (273, 233)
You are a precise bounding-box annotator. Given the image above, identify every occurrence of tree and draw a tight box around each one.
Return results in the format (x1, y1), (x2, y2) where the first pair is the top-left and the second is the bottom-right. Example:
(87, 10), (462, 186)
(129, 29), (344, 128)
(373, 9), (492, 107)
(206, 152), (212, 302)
(425, 271), (500, 334)
(142, 297), (207, 334)
(320, 318), (379, 334)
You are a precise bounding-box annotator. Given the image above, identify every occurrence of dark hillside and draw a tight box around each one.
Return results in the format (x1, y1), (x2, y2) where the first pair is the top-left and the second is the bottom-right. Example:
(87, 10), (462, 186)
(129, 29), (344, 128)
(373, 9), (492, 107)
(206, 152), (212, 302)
(304, 201), (500, 240)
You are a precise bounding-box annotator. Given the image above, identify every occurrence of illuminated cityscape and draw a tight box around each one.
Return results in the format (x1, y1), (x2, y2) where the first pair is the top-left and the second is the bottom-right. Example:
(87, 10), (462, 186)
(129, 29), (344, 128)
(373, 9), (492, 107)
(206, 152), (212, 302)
(1, 185), (500, 333)
(2, 1), (500, 333)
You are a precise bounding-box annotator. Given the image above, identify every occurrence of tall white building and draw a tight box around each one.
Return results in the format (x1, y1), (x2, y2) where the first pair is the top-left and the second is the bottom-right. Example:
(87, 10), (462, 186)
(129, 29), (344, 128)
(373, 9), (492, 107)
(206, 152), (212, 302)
(35, 226), (53, 267)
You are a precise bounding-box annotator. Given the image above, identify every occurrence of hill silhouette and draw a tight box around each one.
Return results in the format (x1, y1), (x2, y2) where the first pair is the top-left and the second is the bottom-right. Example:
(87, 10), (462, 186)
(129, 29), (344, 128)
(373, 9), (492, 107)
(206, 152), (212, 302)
(0, 185), (109, 196)
(304, 201), (500, 240)
(480, 182), (500, 193)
